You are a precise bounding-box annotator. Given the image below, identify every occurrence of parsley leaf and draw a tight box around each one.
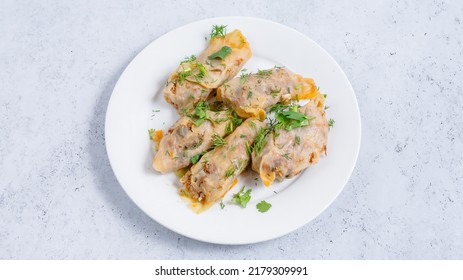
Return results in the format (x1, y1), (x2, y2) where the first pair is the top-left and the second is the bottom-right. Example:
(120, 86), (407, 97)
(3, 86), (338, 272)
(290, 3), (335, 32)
(256, 200), (272, 213)
(186, 101), (212, 126)
(190, 154), (201, 164)
(208, 46), (232, 60)
(231, 186), (252, 208)
(275, 110), (314, 131)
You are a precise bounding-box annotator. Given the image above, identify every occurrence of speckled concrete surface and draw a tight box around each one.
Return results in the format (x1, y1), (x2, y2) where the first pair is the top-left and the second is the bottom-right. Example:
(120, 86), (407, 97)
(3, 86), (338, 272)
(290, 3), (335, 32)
(1, 0), (462, 259)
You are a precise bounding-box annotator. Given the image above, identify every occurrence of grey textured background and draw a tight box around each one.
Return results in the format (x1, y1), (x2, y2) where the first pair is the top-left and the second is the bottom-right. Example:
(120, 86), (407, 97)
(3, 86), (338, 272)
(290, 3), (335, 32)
(1, 0), (462, 259)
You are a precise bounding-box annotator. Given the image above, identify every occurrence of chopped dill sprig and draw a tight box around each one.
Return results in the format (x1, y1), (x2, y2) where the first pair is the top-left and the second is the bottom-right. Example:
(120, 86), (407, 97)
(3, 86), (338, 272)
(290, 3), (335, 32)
(210, 25), (227, 39)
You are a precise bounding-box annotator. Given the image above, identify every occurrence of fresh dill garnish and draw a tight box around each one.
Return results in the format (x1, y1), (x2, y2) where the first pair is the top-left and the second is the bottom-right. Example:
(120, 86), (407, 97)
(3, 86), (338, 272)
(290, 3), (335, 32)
(245, 141), (252, 156)
(274, 65), (284, 69)
(211, 134), (226, 149)
(210, 25), (227, 38)
(268, 103), (287, 114)
(247, 91), (253, 99)
(231, 186), (252, 208)
(323, 94), (327, 98)
(282, 153), (291, 160)
(177, 69), (192, 84)
(225, 122), (234, 135)
(294, 84), (303, 90)
(208, 46), (232, 60)
(225, 165), (236, 178)
(148, 129), (155, 140)
(295, 135), (301, 145)
(328, 118), (335, 128)
(256, 69), (272, 77)
(180, 55), (197, 64)
(324, 105), (330, 110)
(177, 56), (208, 83)
(186, 138), (203, 150)
(195, 62), (208, 81)
(240, 72), (251, 84)
(225, 110), (243, 135)
(185, 101), (212, 126)
(220, 201), (225, 209)
(240, 134), (246, 138)
(270, 88), (281, 98)
(251, 127), (270, 156)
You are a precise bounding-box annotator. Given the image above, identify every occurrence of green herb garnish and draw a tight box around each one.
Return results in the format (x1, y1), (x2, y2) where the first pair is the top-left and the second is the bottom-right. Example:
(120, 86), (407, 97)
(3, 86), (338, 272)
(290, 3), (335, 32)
(180, 55), (197, 64)
(257, 69), (272, 77)
(208, 46), (232, 60)
(240, 72), (251, 84)
(220, 201), (225, 209)
(275, 110), (314, 131)
(329, 118), (335, 128)
(195, 62), (208, 81)
(225, 110), (243, 135)
(251, 127), (270, 156)
(210, 25), (227, 38)
(186, 138), (203, 150)
(190, 154), (200, 164)
(256, 200), (272, 213)
(211, 134), (226, 149)
(177, 68), (192, 84)
(295, 135), (301, 145)
(148, 129), (155, 140)
(245, 141), (252, 156)
(188, 101), (212, 126)
(231, 186), (252, 208)
(247, 91), (253, 99)
(225, 165), (236, 178)
(270, 88), (281, 98)
(282, 153), (291, 160)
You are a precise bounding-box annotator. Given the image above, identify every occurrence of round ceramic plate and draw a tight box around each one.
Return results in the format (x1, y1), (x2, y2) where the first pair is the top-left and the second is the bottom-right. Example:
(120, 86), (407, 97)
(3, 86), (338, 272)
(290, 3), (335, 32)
(105, 17), (361, 244)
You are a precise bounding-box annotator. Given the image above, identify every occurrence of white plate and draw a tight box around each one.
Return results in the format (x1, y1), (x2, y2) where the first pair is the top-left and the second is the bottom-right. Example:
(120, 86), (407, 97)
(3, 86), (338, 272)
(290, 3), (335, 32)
(105, 17), (361, 245)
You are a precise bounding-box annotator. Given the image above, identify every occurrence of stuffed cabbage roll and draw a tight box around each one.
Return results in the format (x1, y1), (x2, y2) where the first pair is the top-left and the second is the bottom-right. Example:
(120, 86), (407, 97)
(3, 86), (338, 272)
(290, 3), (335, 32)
(180, 118), (265, 208)
(153, 107), (241, 174)
(251, 97), (328, 186)
(164, 29), (252, 112)
(216, 67), (318, 120)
